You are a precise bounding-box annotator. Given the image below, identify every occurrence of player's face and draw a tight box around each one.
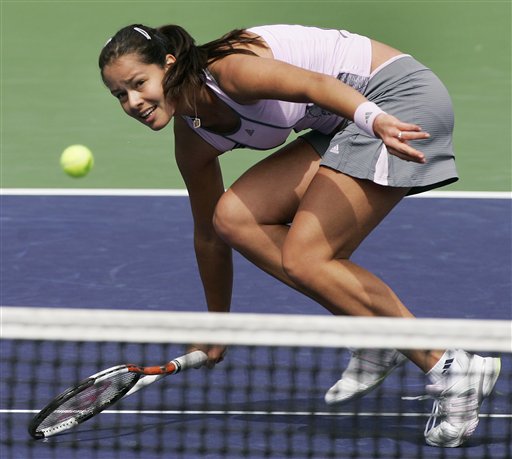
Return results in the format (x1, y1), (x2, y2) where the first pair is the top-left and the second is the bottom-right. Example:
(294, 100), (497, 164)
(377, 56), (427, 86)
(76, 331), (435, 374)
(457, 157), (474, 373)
(102, 53), (176, 131)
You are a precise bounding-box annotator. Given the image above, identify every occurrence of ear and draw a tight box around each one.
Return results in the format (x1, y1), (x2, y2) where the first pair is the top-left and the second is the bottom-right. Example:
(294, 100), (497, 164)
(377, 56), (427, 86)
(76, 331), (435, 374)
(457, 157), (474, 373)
(165, 54), (177, 69)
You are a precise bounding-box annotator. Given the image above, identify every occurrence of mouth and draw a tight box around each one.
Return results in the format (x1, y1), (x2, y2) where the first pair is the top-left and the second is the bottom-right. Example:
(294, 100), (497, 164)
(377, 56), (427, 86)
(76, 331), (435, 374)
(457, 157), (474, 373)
(139, 106), (157, 121)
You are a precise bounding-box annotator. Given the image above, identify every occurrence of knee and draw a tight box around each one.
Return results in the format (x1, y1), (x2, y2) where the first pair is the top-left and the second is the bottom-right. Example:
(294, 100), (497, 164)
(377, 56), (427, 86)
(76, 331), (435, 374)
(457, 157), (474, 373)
(282, 239), (352, 289)
(213, 192), (250, 246)
(281, 243), (319, 288)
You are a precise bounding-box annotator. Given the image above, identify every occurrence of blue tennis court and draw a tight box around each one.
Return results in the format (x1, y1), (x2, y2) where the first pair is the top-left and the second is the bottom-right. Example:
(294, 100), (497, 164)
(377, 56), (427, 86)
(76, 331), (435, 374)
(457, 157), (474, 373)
(2, 193), (510, 318)
(1, 192), (510, 458)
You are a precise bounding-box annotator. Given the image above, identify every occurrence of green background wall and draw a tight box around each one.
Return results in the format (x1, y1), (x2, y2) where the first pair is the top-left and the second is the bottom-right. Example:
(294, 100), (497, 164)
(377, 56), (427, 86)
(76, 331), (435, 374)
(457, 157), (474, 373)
(1, 1), (510, 190)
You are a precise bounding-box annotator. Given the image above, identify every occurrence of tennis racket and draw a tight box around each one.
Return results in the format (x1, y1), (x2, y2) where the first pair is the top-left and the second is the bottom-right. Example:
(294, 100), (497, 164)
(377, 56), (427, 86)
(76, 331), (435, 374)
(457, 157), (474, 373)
(28, 350), (207, 439)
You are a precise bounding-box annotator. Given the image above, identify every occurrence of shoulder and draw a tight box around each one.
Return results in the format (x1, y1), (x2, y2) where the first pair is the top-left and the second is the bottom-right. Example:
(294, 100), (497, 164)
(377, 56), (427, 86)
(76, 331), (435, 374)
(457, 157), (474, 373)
(207, 54), (272, 104)
(208, 52), (327, 105)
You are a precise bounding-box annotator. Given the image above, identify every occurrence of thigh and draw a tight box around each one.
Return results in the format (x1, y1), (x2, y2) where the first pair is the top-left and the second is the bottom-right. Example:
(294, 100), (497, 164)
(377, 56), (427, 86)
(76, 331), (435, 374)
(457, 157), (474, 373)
(286, 167), (410, 260)
(222, 138), (322, 224)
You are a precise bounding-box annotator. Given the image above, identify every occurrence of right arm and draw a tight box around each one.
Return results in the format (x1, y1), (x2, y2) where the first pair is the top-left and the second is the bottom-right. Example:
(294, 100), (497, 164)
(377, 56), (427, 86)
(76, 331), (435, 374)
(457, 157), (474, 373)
(174, 117), (233, 315)
(174, 117), (232, 366)
(210, 54), (428, 163)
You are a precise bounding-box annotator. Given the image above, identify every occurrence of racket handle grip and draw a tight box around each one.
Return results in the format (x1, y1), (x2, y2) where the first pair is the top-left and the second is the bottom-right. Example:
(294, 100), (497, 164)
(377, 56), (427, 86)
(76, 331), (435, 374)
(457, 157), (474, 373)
(173, 350), (208, 372)
(124, 351), (208, 398)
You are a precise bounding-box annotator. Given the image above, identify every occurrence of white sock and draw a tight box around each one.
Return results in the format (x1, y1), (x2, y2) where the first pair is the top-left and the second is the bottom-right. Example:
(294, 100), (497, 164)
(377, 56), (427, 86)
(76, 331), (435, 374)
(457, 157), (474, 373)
(427, 349), (470, 387)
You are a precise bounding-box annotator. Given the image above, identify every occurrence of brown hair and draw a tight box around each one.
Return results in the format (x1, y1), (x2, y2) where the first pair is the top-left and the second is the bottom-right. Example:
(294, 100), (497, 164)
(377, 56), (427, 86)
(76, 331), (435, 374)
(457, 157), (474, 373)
(99, 24), (265, 109)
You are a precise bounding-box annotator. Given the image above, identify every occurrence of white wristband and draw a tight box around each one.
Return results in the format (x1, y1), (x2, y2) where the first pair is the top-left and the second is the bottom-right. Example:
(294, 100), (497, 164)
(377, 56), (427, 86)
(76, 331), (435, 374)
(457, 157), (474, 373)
(354, 102), (386, 137)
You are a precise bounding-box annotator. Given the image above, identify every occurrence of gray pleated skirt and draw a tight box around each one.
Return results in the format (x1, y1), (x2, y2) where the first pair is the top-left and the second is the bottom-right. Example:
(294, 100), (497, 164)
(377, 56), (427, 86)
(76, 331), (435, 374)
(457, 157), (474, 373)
(302, 56), (458, 195)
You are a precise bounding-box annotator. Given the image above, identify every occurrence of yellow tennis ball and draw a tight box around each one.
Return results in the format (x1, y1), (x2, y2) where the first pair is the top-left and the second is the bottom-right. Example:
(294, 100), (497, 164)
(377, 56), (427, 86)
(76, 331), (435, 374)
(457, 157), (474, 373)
(60, 145), (94, 178)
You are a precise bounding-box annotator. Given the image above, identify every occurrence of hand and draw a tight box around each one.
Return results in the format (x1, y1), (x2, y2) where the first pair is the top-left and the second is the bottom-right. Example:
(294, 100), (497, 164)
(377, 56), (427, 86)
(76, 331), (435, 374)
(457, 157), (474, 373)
(188, 344), (227, 369)
(373, 113), (430, 164)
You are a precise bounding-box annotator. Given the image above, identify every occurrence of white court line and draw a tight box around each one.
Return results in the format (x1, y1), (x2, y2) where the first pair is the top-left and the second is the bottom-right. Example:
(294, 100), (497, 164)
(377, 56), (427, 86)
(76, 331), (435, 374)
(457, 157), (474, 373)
(2, 409), (510, 418)
(0, 189), (510, 199)
(0, 188), (189, 196)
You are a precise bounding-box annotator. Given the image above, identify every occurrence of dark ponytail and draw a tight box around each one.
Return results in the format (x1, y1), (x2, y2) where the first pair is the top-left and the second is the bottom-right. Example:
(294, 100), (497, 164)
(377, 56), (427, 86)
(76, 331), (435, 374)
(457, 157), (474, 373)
(99, 24), (265, 109)
(157, 25), (207, 108)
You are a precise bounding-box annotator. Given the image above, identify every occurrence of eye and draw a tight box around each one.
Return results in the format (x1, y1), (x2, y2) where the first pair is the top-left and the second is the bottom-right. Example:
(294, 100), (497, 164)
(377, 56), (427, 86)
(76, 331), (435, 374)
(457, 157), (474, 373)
(135, 80), (145, 88)
(113, 91), (127, 102)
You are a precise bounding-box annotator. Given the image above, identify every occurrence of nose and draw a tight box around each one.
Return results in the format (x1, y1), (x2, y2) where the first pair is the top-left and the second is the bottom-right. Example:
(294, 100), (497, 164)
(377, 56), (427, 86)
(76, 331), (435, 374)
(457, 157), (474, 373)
(127, 90), (143, 111)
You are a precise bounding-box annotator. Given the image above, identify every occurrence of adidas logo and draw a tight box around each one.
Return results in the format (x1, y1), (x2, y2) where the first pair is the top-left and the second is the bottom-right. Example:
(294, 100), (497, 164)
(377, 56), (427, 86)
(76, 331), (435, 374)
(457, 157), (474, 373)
(364, 112), (372, 124)
(245, 129), (255, 136)
(441, 358), (454, 374)
(329, 144), (339, 154)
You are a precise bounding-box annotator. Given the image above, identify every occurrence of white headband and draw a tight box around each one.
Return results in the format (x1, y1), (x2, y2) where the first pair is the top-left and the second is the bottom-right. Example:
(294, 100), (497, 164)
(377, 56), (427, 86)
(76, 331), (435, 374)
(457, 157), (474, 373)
(133, 27), (151, 40)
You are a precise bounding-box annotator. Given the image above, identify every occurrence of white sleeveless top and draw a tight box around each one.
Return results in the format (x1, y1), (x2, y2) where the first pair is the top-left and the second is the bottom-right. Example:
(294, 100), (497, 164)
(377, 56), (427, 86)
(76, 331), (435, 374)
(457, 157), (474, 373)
(182, 24), (372, 152)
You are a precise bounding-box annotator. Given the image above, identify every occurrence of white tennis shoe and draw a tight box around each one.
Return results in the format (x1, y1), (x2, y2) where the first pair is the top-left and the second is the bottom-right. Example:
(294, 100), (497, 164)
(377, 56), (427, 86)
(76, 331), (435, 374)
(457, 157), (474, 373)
(424, 353), (501, 448)
(324, 348), (407, 404)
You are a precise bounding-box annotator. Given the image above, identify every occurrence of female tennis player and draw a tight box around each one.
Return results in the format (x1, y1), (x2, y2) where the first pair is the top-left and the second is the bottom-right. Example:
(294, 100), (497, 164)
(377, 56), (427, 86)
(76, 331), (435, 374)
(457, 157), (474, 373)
(99, 24), (500, 447)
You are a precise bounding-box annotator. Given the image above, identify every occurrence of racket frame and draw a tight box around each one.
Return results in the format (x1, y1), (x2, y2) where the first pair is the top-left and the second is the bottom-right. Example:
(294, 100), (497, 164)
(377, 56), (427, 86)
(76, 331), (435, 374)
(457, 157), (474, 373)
(28, 365), (139, 439)
(28, 350), (207, 439)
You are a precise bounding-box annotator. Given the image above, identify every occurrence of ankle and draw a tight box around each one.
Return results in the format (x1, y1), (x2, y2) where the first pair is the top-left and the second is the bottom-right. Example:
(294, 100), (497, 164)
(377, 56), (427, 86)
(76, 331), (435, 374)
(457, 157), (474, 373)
(427, 349), (470, 386)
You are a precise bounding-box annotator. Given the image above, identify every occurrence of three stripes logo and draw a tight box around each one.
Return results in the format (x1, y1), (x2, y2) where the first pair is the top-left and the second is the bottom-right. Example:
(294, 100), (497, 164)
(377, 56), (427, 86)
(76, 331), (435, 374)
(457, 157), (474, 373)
(364, 112), (372, 125)
(441, 358), (454, 375)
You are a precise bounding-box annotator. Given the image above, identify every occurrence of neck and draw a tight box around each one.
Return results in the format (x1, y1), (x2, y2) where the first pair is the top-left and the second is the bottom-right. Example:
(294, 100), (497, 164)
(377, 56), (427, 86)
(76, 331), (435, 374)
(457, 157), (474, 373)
(180, 85), (241, 134)
(191, 90), (201, 128)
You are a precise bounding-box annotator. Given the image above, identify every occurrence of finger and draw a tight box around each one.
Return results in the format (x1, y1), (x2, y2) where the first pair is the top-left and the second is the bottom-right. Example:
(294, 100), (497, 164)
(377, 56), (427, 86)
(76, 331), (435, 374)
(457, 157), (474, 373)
(388, 145), (426, 163)
(396, 122), (423, 133)
(205, 352), (217, 369)
(187, 343), (207, 354)
(188, 344), (220, 368)
(388, 150), (415, 162)
(206, 346), (226, 368)
(387, 148), (411, 161)
(404, 148), (426, 163)
(396, 130), (430, 142)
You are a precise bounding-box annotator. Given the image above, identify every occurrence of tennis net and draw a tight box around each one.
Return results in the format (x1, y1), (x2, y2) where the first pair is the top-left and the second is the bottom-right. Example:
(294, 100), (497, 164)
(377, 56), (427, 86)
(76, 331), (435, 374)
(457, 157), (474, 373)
(1, 306), (511, 459)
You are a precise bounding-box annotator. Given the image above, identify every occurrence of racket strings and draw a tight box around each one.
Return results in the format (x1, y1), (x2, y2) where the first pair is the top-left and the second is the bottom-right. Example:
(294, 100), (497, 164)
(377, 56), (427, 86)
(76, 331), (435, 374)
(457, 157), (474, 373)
(37, 372), (138, 430)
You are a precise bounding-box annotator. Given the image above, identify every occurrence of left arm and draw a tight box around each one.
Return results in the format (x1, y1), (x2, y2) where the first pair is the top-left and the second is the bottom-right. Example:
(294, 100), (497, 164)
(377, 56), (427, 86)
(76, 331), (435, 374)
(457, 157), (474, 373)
(210, 54), (428, 163)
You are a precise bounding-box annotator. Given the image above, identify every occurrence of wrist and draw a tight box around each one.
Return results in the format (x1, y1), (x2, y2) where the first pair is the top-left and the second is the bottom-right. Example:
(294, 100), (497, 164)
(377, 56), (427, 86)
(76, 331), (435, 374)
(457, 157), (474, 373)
(354, 101), (386, 137)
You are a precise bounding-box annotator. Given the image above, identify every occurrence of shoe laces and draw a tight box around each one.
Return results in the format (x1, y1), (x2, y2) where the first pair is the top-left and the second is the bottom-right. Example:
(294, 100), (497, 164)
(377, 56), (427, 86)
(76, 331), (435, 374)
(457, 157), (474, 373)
(402, 392), (438, 435)
(403, 384), (479, 436)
